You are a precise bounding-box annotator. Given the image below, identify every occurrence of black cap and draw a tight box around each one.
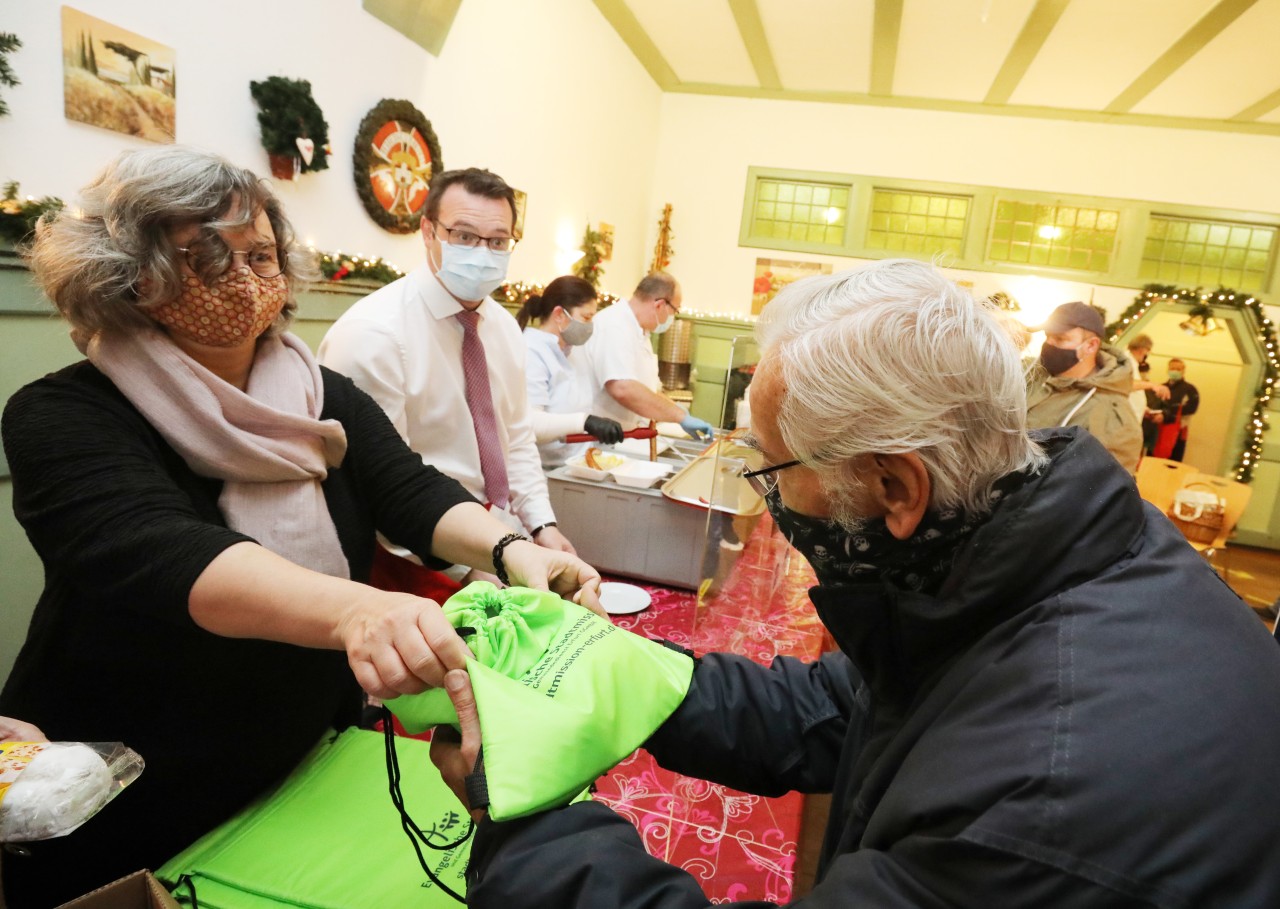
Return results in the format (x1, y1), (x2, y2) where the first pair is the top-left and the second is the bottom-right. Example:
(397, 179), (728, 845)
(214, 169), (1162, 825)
(1040, 301), (1104, 337)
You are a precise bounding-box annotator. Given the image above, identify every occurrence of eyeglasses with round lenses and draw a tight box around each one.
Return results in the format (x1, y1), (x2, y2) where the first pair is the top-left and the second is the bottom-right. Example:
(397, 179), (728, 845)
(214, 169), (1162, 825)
(177, 240), (283, 280)
(434, 222), (518, 253)
(739, 458), (803, 498)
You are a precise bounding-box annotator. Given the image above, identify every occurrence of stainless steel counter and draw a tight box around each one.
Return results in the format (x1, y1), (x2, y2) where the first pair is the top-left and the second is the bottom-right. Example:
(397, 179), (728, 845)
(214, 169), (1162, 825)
(545, 438), (711, 589)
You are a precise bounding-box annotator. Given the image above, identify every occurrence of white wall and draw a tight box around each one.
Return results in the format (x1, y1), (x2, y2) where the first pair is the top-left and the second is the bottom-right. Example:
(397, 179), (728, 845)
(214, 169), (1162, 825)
(0, 0), (662, 293)
(648, 93), (1280, 322)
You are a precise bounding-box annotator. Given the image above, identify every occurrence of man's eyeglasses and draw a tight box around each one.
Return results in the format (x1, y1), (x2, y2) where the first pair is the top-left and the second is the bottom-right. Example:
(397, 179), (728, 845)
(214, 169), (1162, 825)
(176, 240), (283, 280)
(434, 222), (518, 253)
(740, 459), (802, 497)
(657, 297), (681, 316)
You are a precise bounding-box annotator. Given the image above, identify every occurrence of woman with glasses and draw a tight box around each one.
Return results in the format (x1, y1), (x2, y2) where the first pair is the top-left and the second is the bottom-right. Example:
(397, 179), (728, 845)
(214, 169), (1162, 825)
(515, 275), (625, 467)
(0, 146), (601, 907)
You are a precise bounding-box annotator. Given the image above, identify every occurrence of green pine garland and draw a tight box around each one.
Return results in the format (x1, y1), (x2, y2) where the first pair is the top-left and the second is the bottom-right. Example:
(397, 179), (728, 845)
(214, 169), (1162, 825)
(1106, 283), (1278, 482)
(316, 250), (403, 286)
(0, 181), (63, 245)
(492, 281), (619, 311)
(0, 32), (21, 118)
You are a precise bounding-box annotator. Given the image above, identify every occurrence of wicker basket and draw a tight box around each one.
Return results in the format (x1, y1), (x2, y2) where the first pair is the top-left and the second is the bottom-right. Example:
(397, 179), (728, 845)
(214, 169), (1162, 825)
(1167, 482), (1225, 544)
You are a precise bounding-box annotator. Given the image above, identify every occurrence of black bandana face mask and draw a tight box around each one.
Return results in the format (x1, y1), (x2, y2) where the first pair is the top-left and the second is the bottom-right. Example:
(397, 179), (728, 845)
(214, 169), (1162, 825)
(764, 467), (1032, 594)
(764, 489), (980, 593)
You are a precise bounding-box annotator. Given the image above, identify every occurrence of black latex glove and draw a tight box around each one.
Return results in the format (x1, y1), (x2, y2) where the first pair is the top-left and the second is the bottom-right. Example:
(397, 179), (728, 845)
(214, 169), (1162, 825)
(583, 415), (625, 445)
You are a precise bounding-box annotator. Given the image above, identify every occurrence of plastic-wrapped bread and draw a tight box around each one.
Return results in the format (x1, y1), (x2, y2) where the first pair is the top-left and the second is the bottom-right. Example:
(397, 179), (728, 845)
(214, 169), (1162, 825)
(0, 741), (144, 841)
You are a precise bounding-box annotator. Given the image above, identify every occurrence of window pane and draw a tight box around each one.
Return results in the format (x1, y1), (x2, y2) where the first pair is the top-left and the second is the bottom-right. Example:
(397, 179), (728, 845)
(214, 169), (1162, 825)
(865, 188), (971, 257)
(747, 176), (853, 251)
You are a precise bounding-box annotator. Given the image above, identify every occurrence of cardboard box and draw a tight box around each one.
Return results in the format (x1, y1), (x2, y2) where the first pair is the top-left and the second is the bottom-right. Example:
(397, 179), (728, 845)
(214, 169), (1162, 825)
(56, 871), (180, 909)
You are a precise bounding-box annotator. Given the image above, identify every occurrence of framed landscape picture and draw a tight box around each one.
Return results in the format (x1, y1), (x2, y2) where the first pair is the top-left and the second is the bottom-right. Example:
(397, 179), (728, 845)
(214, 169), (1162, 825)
(61, 7), (175, 142)
(751, 257), (831, 314)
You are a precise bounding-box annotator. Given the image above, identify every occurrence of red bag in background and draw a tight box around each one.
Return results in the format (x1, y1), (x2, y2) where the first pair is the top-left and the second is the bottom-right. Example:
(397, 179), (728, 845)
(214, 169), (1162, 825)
(1151, 404), (1184, 459)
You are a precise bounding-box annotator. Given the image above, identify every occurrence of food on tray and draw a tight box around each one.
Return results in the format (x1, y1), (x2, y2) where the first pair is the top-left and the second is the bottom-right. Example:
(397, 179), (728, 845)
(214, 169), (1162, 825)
(583, 448), (623, 471)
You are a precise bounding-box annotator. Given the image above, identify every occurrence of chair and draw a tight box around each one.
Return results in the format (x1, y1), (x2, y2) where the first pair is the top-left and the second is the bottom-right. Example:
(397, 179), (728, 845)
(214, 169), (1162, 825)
(1173, 473), (1253, 580)
(1135, 457), (1198, 514)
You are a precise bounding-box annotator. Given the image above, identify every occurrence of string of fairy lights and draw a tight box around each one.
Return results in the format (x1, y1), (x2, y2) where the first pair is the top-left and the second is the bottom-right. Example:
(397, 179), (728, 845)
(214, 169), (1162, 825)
(1106, 285), (1279, 483)
(307, 262), (1278, 482)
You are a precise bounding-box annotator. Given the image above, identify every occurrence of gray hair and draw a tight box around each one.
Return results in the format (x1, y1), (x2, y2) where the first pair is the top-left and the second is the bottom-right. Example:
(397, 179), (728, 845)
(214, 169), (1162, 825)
(757, 259), (1047, 519)
(635, 272), (677, 301)
(25, 145), (316, 337)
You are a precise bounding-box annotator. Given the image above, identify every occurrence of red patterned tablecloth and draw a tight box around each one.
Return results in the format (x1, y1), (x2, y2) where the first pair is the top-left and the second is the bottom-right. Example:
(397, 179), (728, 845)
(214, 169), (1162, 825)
(595, 515), (823, 903)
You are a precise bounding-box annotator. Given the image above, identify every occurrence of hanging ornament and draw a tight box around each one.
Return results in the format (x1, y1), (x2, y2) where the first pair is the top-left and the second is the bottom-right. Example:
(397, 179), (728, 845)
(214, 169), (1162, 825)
(295, 137), (315, 166)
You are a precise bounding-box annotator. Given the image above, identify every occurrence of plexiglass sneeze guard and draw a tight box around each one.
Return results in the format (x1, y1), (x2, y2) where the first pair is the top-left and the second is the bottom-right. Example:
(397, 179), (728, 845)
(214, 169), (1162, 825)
(694, 335), (795, 622)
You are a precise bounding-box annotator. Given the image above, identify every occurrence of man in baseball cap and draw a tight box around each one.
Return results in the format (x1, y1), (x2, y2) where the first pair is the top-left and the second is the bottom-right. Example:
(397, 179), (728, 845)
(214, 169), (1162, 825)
(1025, 301), (1142, 471)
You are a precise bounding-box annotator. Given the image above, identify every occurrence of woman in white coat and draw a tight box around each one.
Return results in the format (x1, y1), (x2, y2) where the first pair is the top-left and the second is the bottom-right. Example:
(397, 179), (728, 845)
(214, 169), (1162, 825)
(517, 276), (623, 467)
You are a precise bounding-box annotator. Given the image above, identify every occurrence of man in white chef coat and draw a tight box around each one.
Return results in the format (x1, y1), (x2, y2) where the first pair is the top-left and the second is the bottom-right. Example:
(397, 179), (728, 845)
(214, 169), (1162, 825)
(577, 272), (714, 440)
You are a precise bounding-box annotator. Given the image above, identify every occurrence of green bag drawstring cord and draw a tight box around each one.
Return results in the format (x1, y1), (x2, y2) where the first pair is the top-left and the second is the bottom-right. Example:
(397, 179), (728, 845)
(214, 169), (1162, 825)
(381, 706), (472, 903)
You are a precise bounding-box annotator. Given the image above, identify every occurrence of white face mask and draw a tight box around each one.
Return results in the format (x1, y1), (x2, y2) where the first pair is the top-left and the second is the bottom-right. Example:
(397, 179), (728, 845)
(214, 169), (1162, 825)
(432, 240), (509, 302)
(651, 312), (675, 335)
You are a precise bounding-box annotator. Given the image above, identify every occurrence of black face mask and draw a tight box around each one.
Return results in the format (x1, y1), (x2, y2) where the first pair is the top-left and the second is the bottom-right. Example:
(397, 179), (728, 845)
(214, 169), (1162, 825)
(1138, 359), (1151, 374)
(763, 489), (979, 594)
(1039, 342), (1081, 377)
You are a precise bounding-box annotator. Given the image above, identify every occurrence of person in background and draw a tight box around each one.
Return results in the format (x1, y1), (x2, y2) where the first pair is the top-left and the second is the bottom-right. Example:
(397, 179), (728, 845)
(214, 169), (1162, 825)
(433, 259), (1280, 907)
(577, 272), (714, 441)
(1126, 333), (1171, 453)
(515, 275), (624, 467)
(1025, 301), (1142, 472)
(1148, 357), (1201, 462)
(0, 147), (601, 908)
(1125, 333), (1171, 418)
(319, 168), (576, 598)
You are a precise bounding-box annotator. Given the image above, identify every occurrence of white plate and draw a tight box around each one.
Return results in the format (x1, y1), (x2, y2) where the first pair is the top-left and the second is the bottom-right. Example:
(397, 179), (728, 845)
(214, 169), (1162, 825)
(599, 582), (652, 615)
(609, 459), (675, 488)
(615, 437), (673, 458)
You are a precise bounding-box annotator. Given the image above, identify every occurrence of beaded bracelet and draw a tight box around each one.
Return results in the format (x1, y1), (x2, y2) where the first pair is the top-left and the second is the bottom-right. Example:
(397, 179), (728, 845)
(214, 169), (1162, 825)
(491, 531), (530, 586)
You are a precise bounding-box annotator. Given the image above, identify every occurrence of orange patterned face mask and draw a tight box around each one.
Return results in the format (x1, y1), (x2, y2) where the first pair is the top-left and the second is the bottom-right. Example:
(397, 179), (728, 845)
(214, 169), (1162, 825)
(148, 270), (288, 348)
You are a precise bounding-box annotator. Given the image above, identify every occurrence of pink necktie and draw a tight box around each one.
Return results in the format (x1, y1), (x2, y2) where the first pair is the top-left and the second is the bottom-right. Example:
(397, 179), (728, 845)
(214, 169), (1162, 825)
(456, 310), (509, 509)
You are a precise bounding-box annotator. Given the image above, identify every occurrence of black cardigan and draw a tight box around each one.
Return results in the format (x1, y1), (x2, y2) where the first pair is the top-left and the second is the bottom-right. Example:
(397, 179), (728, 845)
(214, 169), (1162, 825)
(0, 361), (477, 908)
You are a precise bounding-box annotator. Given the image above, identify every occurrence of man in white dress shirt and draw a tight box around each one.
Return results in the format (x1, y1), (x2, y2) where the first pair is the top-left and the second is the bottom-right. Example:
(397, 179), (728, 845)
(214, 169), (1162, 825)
(577, 273), (714, 439)
(320, 168), (573, 590)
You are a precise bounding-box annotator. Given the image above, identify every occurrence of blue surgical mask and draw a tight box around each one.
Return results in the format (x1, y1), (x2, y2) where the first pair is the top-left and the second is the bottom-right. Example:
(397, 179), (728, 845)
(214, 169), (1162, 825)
(432, 241), (509, 302)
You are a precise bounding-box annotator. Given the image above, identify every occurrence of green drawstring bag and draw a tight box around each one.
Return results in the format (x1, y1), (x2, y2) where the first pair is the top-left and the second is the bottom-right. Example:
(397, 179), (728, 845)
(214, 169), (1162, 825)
(385, 582), (694, 822)
(156, 728), (472, 908)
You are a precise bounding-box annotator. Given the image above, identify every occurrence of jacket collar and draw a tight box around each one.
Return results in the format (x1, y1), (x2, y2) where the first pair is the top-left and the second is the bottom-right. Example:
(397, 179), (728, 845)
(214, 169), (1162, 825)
(809, 427), (1146, 705)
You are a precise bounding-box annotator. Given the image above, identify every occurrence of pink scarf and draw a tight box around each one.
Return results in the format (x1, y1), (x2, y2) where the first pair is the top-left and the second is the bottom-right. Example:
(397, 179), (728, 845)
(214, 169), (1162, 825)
(85, 329), (351, 579)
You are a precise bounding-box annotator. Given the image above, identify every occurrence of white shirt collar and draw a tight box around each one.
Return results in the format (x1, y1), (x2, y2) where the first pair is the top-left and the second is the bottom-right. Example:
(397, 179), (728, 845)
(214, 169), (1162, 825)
(619, 299), (647, 337)
(414, 265), (494, 322)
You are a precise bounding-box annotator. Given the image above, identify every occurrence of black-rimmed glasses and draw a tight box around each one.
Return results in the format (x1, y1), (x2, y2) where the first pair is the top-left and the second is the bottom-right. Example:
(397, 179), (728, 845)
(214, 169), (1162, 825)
(657, 297), (681, 315)
(434, 222), (518, 253)
(740, 459), (802, 497)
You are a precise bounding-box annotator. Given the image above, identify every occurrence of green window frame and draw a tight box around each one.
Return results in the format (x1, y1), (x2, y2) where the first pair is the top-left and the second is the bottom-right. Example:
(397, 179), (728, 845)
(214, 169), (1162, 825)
(987, 200), (1118, 272)
(745, 173), (852, 253)
(1140, 214), (1276, 293)
(866, 189), (969, 257)
(739, 165), (1280, 294)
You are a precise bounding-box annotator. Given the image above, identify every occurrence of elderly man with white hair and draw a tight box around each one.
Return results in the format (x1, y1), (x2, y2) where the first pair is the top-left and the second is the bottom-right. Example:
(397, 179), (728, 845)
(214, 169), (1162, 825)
(432, 259), (1280, 907)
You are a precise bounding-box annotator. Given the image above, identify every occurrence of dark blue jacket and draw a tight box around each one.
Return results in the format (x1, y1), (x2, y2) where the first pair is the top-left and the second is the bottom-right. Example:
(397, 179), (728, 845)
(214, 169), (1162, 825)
(466, 429), (1280, 907)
